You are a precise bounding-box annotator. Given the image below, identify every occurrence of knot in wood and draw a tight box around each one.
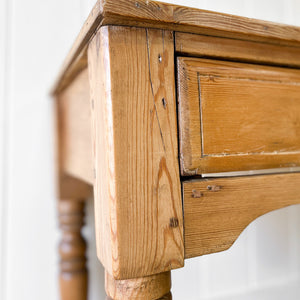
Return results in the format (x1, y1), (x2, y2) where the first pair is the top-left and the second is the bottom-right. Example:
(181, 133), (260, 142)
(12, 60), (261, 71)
(169, 217), (179, 228)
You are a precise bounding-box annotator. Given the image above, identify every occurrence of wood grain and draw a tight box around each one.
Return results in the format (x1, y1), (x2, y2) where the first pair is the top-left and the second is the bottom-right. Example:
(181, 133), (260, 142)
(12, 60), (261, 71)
(175, 32), (300, 68)
(100, 0), (300, 46)
(177, 57), (300, 175)
(105, 271), (171, 300)
(57, 68), (93, 184)
(183, 173), (300, 259)
(88, 26), (183, 280)
(52, 0), (300, 94)
(59, 200), (87, 300)
(54, 68), (93, 199)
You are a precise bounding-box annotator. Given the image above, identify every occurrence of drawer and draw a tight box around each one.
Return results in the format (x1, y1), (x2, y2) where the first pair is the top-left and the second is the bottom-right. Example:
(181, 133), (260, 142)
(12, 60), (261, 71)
(177, 58), (300, 175)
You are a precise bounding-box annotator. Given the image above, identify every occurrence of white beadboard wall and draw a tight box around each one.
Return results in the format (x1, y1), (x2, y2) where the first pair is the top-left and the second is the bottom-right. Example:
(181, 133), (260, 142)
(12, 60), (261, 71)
(1, 1), (300, 300)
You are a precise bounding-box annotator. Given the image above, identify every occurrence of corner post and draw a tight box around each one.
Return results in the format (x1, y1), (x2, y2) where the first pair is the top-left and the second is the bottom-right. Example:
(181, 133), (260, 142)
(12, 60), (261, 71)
(88, 25), (184, 297)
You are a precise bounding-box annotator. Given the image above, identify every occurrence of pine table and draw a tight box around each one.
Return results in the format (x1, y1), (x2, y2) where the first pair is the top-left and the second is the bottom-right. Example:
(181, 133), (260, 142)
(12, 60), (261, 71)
(52, 1), (300, 299)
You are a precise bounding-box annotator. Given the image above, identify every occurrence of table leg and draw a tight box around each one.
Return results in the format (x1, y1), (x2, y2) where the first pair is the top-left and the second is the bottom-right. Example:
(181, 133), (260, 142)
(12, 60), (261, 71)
(58, 199), (88, 300)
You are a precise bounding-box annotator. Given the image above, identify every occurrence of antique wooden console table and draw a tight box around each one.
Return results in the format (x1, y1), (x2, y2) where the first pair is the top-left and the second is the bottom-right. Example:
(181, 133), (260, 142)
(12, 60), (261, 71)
(52, 1), (300, 299)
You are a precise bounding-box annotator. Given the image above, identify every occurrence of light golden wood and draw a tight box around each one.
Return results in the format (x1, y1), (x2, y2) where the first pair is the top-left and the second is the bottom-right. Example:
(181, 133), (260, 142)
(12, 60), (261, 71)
(52, 1), (300, 298)
(88, 26), (184, 280)
(106, 292), (172, 300)
(57, 68), (93, 184)
(175, 32), (300, 68)
(178, 57), (300, 175)
(59, 199), (87, 300)
(52, 0), (300, 94)
(183, 173), (300, 259)
(105, 271), (171, 300)
(87, 25), (112, 281)
(54, 68), (93, 199)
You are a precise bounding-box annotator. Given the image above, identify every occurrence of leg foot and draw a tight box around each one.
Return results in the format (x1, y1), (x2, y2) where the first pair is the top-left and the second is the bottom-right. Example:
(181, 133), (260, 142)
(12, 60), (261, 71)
(105, 271), (171, 300)
(59, 199), (88, 300)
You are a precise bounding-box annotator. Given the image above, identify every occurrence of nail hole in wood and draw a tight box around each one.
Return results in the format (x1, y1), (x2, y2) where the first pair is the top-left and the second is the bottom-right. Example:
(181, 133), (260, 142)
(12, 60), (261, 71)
(192, 189), (203, 198)
(207, 185), (221, 192)
(162, 98), (167, 109)
(158, 54), (162, 63)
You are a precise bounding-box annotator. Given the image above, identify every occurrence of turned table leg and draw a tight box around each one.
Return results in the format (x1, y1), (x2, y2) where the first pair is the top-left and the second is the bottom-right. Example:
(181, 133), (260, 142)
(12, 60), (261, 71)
(105, 270), (172, 300)
(58, 199), (88, 300)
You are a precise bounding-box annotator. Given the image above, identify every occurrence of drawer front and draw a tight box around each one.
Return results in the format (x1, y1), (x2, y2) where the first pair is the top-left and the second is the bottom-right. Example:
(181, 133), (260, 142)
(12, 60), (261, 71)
(177, 58), (300, 175)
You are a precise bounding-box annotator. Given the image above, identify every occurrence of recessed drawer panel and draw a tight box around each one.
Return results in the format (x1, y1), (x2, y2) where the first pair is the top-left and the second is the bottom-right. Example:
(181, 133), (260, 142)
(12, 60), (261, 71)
(177, 58), (300, 175)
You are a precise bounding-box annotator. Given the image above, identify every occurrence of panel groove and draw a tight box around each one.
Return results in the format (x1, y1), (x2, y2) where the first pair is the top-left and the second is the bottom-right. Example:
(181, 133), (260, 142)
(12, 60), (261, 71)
(197, 74), (204, 158)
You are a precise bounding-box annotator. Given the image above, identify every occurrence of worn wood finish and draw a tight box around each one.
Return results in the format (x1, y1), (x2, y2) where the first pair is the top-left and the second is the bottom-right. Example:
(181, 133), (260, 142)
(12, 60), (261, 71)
(52, 0), (300, 94)
(57, 68), (93, 184)
(178, 57), (300, 175)
(59, 199), (87, 300)
(99, 0), (300, 46)
(52, 1), (300, 298)
(106, 292), (172, 300)
(183, 173), (300, 259)
(88, 26), (184, 280)
(175, 32), (300, 68)
(105, 271), (171, 300)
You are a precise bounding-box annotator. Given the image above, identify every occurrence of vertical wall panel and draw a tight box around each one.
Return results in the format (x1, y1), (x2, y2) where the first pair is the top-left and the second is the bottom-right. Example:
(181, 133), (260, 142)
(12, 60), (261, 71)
(286, 206), (300, 279)
(292, 0), (300, 26)
(2, 0), (87, 300)
(172, 258), (203, 299)
(0, 0), (9, 298)
(205, 231), (249, 297)
(255, 209), (291, 285)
